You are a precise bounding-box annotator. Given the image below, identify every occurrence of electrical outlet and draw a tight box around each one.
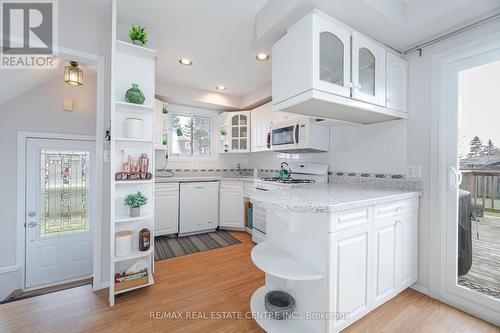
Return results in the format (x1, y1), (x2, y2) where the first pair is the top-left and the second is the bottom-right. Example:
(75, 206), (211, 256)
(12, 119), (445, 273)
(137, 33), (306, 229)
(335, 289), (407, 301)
(406, 165), (422, 179)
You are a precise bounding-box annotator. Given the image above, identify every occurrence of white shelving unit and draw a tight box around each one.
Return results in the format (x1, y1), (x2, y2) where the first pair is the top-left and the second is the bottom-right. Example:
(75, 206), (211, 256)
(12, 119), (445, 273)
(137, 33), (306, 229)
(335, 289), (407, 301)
(109, 28), (157, 305)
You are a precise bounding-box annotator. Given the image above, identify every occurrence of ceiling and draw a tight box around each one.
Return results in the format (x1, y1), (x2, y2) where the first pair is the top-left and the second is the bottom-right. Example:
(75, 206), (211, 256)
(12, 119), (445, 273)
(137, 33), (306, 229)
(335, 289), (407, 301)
(116, 0), (500, 109)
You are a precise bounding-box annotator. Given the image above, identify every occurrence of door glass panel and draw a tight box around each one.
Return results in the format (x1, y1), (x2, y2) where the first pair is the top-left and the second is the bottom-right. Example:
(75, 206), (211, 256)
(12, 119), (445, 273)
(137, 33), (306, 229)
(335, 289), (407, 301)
(272, 126), (294, 146)
(231, 139), (239, 150)
(240, 139), (247, 150)
(40, 150), (90, 237)
(231, 115), (239, 126)
(240, 115), (247, 126)
(320, 32), (344, 86)
(358, 47), (375, 96)
(457, 61), (500, 299)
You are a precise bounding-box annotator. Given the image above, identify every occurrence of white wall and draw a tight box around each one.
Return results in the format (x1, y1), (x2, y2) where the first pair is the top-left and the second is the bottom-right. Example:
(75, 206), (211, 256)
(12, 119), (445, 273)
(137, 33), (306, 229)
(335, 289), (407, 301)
(0, 73), (97, 298)
(0, 1), (112, 299)
(405, 18), (500, 294)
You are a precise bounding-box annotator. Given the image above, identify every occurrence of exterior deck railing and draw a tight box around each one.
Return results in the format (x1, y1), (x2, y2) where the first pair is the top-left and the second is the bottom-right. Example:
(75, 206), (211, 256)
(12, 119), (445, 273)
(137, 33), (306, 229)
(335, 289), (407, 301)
(460, 169), (500, 213)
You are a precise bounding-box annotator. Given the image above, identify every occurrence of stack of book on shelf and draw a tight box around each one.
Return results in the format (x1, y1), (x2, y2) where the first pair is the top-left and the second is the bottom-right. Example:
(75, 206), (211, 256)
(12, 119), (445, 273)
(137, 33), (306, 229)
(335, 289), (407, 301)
(115, 269), (148, 291)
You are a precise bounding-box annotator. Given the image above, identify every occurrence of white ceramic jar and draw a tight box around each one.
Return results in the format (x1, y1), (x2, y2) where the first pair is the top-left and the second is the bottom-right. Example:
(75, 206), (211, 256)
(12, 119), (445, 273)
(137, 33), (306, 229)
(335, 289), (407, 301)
(115, 230), (133, 257)
(124, 117), (143, 139)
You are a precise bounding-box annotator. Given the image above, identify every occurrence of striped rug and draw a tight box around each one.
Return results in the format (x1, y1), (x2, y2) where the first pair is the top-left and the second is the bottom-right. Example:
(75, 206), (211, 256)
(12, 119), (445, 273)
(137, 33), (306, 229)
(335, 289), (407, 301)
(154, 230), (241, 261)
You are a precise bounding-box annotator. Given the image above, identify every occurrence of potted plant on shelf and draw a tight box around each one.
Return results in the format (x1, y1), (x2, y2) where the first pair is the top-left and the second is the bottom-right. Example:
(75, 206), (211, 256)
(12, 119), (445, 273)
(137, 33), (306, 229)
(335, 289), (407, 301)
(124, 191), (148, 217)
(128, 24), (148, 46)
(219, 129), (226, 141)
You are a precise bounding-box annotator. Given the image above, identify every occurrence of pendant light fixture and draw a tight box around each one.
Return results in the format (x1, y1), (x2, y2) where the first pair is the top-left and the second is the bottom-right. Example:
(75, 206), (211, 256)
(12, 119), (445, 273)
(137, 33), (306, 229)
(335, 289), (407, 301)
(64, 61), (83, 86)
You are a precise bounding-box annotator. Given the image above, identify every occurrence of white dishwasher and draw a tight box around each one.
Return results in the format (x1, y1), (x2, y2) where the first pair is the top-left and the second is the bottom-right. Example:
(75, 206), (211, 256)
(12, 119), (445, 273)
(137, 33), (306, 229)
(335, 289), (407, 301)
(179, 181), (219, 236)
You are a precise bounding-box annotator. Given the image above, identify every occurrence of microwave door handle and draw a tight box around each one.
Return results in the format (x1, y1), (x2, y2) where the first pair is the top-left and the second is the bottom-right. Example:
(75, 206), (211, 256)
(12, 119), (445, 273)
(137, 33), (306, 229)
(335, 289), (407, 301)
(294, 124), (299, 144)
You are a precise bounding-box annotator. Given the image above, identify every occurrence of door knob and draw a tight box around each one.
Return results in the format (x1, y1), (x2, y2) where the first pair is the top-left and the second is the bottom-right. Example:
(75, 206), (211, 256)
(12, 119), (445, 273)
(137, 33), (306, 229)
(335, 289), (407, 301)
(28, 211), (36, 217)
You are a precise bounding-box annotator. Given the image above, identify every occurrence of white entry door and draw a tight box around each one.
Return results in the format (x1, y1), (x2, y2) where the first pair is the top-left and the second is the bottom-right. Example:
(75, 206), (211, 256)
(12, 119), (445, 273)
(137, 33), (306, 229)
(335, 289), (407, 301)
(25, 138), (95, 289)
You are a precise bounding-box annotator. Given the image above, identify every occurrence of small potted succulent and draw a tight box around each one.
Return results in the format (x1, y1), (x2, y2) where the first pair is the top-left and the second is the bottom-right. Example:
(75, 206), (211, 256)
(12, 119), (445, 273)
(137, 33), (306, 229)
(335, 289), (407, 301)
(162, 105), (168, 114)
(124, 191), (148, 217)
(128, 24), (148, 46)
(219, 129), (227, 141)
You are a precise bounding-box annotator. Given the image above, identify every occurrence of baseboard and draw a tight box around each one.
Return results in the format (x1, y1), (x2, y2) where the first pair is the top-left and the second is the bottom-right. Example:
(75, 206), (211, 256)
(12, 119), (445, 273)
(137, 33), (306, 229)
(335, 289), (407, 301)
(245, 227), (252, 235)
(411, 283), (430, 295)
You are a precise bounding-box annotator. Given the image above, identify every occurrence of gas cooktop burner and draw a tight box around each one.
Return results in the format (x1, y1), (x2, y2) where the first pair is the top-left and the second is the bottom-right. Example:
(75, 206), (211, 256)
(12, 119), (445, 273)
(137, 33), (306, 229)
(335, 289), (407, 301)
(260, 177), (316, 184)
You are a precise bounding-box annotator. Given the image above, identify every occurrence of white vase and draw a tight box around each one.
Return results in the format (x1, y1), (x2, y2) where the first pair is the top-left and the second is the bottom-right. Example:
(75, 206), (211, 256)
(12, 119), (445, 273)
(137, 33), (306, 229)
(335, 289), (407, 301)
(124, 117), (143, 139)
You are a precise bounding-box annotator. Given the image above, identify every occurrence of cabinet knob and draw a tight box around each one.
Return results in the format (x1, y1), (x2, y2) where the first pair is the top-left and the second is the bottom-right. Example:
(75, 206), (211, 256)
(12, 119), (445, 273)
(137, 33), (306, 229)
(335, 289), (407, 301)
(387, 97), (393, 102)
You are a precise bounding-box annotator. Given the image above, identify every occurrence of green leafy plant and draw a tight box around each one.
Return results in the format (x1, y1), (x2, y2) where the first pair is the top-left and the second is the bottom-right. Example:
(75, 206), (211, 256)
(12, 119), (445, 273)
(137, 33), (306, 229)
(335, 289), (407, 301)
(128, 24), (148, 45)
(124, 191), (148, 208)
(162, 105), (168, 114)
(219, 129), (227, 136)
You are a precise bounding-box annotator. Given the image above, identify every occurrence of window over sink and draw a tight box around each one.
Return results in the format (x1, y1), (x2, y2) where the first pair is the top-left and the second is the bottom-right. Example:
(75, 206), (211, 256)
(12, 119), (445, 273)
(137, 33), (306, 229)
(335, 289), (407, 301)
(171, 114), (212, 157)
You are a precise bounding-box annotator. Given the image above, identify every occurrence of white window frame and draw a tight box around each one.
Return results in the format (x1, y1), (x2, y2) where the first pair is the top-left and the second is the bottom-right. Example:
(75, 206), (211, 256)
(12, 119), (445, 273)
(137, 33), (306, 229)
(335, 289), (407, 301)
(168, 111), (218, 161)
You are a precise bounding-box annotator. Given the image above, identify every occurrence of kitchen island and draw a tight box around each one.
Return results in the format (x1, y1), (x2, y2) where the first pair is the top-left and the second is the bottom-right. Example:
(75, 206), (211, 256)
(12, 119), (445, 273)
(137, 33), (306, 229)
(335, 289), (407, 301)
(245, 184), (421, 333)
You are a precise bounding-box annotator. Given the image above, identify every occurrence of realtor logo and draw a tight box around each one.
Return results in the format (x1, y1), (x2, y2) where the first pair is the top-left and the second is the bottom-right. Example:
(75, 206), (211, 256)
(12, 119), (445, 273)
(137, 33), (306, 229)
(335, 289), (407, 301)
(1, 0), (58, 69)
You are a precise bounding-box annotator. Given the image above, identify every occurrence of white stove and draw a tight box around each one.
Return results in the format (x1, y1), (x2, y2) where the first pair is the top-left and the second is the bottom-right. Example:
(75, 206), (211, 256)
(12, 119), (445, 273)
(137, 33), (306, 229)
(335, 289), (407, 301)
(250, 163), (328, 244)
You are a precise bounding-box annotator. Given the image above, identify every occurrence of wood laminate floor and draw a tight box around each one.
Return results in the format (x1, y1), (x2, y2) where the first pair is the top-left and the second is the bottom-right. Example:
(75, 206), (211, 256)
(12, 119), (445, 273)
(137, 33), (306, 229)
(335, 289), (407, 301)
(0, 232), (498, 333)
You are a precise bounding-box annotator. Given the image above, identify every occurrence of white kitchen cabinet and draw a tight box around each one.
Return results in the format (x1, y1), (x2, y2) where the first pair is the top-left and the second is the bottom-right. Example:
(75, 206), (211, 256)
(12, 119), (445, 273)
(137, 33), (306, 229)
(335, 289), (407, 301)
(251, 102), (271, 152)
(351, 31), (386, 106)
(219, 111), (251, 153)
(272, 9), (407, 124)
(386, 52), (408, 112)
(272, 10), (351, 106)
(154, 183), (179, 236)
(372, 217), (398, 307)
(219, 181), (245, 230)
(398, 212), (419, 290)
(329, 223), (372, 332)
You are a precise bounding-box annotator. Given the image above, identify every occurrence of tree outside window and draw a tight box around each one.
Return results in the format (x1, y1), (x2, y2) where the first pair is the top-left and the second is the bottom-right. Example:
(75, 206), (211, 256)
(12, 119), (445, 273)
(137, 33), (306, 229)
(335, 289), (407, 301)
(171, 114), (211, 157)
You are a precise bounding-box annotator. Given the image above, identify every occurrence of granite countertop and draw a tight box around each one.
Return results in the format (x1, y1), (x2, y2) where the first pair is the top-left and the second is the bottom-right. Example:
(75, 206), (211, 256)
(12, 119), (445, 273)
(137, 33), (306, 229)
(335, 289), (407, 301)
(155, 175), (254, 183)
(245, 183), (421, 213)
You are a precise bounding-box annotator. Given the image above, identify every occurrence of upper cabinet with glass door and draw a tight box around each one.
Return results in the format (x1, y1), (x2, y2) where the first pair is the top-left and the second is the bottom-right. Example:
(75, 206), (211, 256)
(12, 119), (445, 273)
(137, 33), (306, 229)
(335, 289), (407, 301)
(228, 111), (250, 153)
(351, 31), (386, 106)
(272, 9), (408, 124)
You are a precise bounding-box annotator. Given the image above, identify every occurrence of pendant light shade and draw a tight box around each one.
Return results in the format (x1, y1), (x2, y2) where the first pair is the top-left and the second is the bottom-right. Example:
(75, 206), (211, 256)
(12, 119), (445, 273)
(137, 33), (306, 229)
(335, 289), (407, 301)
(64, 61), (83, 86)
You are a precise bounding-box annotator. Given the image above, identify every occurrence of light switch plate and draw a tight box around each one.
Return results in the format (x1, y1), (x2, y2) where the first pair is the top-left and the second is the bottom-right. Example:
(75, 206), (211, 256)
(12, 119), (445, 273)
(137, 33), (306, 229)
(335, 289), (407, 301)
(63, 97), (73, 111)
(406, 165), (422, 179)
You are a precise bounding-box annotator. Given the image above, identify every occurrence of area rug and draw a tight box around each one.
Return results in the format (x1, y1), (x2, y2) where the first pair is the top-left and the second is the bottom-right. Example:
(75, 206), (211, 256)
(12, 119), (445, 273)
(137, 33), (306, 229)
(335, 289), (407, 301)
(154, 230), (241, 261)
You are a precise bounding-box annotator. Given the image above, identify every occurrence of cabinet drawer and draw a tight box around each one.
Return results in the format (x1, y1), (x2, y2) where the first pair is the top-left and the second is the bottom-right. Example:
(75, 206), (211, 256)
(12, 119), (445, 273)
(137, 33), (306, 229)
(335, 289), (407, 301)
(155, 182), (179, 192)
(329, 207), (372, 232)
(373, 198), (418, 220)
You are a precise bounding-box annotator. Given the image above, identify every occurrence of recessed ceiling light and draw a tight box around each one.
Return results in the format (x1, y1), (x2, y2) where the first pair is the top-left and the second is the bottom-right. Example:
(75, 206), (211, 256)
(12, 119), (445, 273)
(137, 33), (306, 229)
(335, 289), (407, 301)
(256, 53), (269, 61)
(216, 85), (226, 91)
(179, 58), (192, 65)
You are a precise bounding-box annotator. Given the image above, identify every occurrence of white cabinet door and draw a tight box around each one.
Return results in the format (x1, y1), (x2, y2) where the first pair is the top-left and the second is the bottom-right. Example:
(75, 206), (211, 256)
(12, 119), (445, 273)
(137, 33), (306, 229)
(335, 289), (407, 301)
(372, 218), (398, 307)
(154, 183), (179, 236)
(386, 52), (408, 112)
(312, 12), (351, 97)
(251, 103), (272, 152)
(398, 212), (419, 290)
(352, 31), (386, 106)
(229, 111), (250, 153)
(329, 223), (372, 332)
(220, 186), (244, 230)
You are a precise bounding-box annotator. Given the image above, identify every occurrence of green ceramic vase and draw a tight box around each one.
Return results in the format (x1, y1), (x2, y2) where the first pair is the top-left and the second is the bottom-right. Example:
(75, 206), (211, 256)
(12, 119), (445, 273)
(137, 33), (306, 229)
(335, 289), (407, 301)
(125, 83), (145, 104)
